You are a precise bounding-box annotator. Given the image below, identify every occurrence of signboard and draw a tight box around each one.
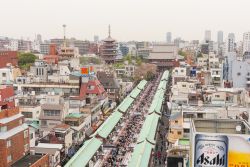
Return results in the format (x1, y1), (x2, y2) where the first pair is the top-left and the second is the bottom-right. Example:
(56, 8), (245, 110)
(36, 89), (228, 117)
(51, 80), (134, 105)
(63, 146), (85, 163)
(81, 67), (89, 75)
(191, 133), (250, 167)
(80, 66), (94, 77)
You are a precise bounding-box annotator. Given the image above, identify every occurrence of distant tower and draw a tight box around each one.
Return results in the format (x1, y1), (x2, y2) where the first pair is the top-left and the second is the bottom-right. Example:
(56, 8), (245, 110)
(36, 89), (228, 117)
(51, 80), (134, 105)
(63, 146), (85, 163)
(243, 32), (250, 55)
(94, 35), (99, 42)
(166, 32), (172, 43)
(36, 34), (42, 43)
(217, 31), (223, 45)
(205, 30), (211, 42)
(63, 24), (66, 47)
(226, 33), (235, 53)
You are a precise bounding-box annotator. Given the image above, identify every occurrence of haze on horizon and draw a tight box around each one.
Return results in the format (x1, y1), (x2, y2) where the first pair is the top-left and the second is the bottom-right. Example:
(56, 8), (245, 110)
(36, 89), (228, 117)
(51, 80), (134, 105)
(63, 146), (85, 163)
(1, 0), (250, 42)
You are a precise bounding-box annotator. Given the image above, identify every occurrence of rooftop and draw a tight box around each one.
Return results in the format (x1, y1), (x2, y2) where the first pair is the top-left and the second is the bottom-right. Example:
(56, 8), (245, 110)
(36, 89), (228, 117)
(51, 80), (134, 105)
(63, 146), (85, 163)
(192, 119), (250, 134)
(53, 123), (70, 130)
(12, 154), (46, 167)
(65, 113), (83, 119)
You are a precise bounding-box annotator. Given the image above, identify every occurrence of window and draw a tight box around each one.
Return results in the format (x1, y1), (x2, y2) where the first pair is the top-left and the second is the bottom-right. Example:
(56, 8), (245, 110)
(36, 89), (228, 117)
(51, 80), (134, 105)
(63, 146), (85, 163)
(215, 95), (220, 98)
(44, 110), (60, 116)
(2, 73), (6, 77)
(175, 120), (178, 124)
(7, 155), (12, 163)
(0, 126), (7, 132)
(24, 144), (29, 152)
(24, 130), (28, 138)
(177, 131), (182, 135)
(30, 133), (34, 140)
(237, 72), (241, 76)
(182, 85), (186, 87)
(19, 119), (22, 125)
(184, 129), (190, 133)
(7, 140), (11, 147)
(22, 112), (32, 118)
(41, 120), (47, 126)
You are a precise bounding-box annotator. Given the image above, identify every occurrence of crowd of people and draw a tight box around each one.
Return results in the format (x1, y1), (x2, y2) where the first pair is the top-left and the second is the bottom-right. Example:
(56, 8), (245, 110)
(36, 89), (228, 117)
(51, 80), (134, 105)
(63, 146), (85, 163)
(102, 73), (162, 167)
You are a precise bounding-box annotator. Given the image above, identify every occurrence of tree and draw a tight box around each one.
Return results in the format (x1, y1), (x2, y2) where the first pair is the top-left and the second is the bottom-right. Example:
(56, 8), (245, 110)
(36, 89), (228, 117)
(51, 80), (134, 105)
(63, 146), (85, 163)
(79, 57), (101, 65)
(178, 50), (187, 58)
(134, 63), (157, 82)
(18, 52), (37, 69)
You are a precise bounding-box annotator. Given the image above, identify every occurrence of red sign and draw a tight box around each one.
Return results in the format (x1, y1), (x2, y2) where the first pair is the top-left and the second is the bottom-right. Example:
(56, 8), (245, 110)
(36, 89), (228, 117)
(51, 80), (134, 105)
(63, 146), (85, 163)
(81, 67), (89, 75)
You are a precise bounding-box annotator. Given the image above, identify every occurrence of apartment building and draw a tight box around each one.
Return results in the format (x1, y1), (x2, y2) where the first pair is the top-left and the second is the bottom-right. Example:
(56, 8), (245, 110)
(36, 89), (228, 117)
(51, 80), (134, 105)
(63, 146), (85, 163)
(0, 86), (29, 167)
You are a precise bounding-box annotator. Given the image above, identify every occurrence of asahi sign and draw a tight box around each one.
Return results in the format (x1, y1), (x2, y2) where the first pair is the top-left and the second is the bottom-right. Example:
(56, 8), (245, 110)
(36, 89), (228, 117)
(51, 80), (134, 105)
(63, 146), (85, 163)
(192, 133), (250, 167)
(194, 134), (228, 167)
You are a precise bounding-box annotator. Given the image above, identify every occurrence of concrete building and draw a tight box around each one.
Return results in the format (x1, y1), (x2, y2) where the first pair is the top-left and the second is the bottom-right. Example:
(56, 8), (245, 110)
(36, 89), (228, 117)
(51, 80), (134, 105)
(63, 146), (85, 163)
(243, 32), (250, 55)
(226, 33), (235, 53)
(30, 60), (49, 82)
(40, 43), (50, 55)
(166, 32), (172, 43)
(64, 113), (91, 144)
(119, 43), (129, 56)
(217, 31), (223, 45)
(8, 39), (18, 51)
(18, 39), (32, 52)
(39, 94), (69, 132)
(200, 43), (209, 54)
(30, 143), (63, 167)
(204, 30), (211, 42)
(94, 35), (99, 43)
(223, 53), (250, 88)
(73, 40), (90, 55)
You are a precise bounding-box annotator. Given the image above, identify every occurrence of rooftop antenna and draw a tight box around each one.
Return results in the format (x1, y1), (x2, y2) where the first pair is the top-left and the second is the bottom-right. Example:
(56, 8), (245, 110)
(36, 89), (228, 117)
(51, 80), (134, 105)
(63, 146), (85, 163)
(108, 24), (111, 37)
(63, 24), (66, 47)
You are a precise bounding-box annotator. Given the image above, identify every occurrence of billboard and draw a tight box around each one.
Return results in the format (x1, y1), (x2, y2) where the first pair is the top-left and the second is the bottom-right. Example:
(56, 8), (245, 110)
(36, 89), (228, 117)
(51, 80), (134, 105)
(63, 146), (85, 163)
(191, 133), (250, 167)
(81, 67), (89, 75)
(81, 66), (94, 76)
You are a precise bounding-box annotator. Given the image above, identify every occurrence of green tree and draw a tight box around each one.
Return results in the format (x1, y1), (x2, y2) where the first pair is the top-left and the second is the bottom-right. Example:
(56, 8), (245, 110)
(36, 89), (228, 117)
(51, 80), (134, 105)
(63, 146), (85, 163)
(18, 52), (37, 69)
(79, 57), (101, 65)
(178, 50), (187, 58)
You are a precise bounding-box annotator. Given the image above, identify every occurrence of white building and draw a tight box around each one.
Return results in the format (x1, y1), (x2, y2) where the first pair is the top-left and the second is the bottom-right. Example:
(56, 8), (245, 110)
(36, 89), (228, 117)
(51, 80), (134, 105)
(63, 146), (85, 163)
(0, 67), (14, 84)
(243, 32), (250, 55)
(226, 33), (235, 53)
(8, 39), (18, 51)
(204, 30), (211, 41)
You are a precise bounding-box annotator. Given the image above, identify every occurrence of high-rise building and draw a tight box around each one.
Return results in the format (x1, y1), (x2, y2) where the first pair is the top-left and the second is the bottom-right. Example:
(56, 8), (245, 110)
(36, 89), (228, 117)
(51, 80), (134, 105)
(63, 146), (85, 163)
(204, 30), (211, 42)
(243, 32), (250, 55)
(73, 40), (90, 55)
(226, 33), (235, 53)
(94, 35), (99, 42)
(36, 34), (42, 43)
(217, 31), (223, 44)
(166, 32), (172, 43)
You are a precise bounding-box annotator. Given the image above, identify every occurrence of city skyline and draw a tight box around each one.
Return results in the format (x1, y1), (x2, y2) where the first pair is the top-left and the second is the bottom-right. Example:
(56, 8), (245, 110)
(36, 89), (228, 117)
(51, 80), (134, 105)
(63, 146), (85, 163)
(1, 0), (250, 41)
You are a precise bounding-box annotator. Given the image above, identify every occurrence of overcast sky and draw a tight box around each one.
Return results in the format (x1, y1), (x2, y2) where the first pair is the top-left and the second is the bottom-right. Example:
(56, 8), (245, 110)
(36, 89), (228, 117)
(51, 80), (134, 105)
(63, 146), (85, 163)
(1, 0), (250, 42)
